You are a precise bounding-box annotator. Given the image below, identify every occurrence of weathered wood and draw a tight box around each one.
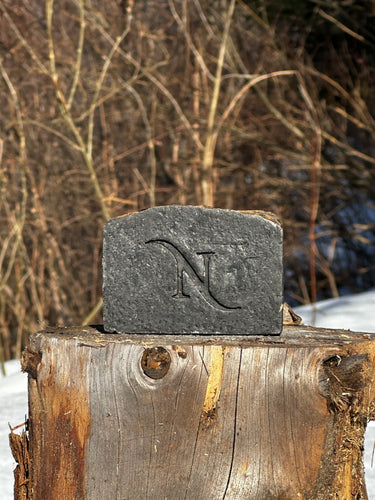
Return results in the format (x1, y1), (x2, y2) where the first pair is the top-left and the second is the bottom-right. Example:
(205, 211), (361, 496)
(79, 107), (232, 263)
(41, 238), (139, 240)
(21, 325), (375, 499)
(9, 429), (29, 500)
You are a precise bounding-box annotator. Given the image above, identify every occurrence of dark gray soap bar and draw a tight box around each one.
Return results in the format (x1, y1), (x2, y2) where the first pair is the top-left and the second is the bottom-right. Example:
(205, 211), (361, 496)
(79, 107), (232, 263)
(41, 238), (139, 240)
(103, 206), (283, 335)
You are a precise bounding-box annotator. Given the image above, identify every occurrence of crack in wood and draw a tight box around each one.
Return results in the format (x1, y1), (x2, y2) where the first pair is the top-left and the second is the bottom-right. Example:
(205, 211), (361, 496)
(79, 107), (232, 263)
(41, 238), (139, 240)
(222, 349), (242, 498)
(201, 346), (224, 426)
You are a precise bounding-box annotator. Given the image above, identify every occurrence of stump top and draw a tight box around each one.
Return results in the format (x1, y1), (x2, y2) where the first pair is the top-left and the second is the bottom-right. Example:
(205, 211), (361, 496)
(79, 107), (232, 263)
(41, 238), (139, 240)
(28, 324), (375, 350)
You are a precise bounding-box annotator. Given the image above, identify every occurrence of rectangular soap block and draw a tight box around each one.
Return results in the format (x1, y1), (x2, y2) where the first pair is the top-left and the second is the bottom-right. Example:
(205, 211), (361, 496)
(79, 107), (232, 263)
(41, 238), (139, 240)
(103, 206), (283, 335)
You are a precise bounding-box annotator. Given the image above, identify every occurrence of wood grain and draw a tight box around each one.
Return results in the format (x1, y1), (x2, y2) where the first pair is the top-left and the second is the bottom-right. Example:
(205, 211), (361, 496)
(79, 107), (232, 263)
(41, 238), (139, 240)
(22, 325), (375, 499)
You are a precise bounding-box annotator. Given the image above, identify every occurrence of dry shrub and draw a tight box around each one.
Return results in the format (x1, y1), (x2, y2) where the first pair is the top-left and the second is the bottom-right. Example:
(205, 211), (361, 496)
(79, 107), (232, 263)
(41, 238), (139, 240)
(0, 0), (374, 359)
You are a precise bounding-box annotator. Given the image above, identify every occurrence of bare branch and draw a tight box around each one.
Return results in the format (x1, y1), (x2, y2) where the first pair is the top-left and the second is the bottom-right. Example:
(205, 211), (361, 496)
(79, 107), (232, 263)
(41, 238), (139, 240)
(45, 0), (111, 221)
(67, 0), (86, 110)
(317, 9), (366, 43)
(0, 2), (49, 75)
(87, 15), (204, 151)
(201, 0), (236, 207)
(168, 0), (215, 81)
(119, 79), (157, 207)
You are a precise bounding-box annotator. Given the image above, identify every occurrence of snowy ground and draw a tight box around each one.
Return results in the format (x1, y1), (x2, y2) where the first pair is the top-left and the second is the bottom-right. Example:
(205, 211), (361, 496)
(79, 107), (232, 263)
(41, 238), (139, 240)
(0, 360), (28, 500)
(1, 290), (375, 499)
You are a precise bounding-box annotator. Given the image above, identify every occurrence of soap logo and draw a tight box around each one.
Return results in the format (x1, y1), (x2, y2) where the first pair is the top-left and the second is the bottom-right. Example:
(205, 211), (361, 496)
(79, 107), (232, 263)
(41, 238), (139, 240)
(146, 239), (241, 311)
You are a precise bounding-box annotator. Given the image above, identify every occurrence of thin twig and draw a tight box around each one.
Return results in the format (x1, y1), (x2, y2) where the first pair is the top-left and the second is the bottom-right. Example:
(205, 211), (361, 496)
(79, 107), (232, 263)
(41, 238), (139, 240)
(86, 15), (203, 151)
(201, 0), (236, 207)
(317, 9), (366, 43)
(119, 79), (157, 207)
(87, 7), (134, 160)
(297, 74), (322, 307)
(67, 0), (85, 110)
(82, 297), (103, 325)
(45, 0), (111, 221)
(0, 3), (48, 75)
(0, 61), (28, 289)
(168, 0), (215, 82)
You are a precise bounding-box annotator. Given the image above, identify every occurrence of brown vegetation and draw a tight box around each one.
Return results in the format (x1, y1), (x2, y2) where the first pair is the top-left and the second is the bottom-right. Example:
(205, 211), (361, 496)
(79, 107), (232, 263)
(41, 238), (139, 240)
(1, 0), (375, 359)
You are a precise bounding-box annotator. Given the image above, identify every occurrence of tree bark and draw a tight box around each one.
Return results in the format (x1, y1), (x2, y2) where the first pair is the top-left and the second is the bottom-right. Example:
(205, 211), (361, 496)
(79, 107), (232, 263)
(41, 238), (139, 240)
(19, 325), (375, 499)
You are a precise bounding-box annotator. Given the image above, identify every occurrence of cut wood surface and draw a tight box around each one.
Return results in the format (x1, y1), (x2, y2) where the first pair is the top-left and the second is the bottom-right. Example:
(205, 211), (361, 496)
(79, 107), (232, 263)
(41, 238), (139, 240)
(21, 325), (375, 499)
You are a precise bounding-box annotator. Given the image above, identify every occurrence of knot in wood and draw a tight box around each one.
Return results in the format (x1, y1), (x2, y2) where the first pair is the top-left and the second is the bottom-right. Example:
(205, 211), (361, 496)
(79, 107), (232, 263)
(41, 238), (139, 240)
(21, 347), (42, 379)
(321, 353), (373, 412)
(141, 347), (171, 379)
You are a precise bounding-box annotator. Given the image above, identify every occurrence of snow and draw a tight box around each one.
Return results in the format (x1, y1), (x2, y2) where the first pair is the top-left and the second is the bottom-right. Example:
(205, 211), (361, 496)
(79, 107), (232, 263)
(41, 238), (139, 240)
(0, 360), (28, 500)
(1, 290), (375, 498)
(294, 288), (375, 334)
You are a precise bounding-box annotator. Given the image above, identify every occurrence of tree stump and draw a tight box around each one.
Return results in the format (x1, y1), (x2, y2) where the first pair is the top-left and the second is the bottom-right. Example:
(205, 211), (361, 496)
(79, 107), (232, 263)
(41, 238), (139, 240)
(19, 324), (375, 499)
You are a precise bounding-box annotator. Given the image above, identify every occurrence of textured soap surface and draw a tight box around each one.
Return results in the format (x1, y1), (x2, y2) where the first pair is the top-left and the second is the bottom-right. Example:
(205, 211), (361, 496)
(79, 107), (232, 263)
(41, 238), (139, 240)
(103, 206), (283, 335)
